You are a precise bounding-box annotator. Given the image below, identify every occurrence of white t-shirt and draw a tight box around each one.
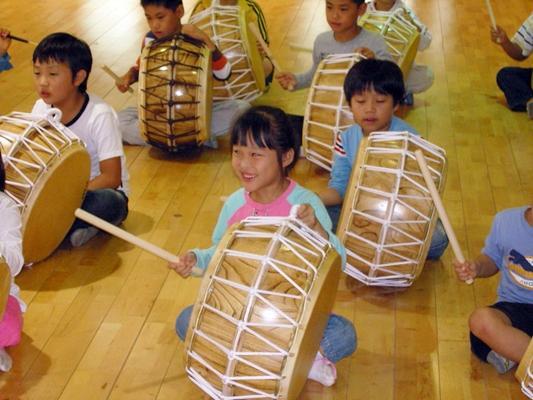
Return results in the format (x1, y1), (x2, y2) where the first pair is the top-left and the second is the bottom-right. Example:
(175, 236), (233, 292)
(32, 94), (130, 195)
(0, 192), (26, 312)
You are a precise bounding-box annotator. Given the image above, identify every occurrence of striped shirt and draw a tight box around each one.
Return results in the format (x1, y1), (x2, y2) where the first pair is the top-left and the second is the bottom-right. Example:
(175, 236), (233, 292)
(512, 12), (533, 57)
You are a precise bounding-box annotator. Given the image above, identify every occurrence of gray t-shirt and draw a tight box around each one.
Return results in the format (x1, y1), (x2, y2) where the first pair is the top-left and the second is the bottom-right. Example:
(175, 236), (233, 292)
(295, 29), (393, 89)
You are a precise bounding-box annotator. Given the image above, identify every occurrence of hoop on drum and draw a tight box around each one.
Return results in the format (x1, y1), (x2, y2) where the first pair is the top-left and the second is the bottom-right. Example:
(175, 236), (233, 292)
(190, 0), (266, 101)
(359, 9), (420, 77)
(138, 33), (212, 152)
(337, 132), (447, 287)
(517, 339), (533, 399)
(184, 213), (341, 399)
(0, 110), (90, 263)
(303, 53), (363, 172)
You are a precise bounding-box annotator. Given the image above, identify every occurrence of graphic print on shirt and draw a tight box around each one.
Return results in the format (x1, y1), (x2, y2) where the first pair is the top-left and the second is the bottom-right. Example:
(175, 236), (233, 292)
(334, 132), (346, 157)
(507, 249), (533, 290)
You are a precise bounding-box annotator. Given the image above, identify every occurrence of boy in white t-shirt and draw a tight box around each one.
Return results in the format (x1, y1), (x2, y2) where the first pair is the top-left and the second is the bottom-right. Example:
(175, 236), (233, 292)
(32, 32), (129, 247)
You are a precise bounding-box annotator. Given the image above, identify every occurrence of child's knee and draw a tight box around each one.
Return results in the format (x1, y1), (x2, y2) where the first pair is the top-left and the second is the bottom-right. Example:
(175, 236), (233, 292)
(468, 307), (503, 339)
(175, 305), (194, 342)
(321, 314), (357, 363)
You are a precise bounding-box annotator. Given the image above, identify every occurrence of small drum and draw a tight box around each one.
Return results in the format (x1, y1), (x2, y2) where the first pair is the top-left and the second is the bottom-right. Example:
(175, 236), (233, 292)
(359, 9), (420, 77)
(517, 339), (533, 399)
(190, 0), (266, 101)
(337, 132), (447, 287)
(185, 214), (341, 399)
(302, 53), (362, 172)
(0, 110), (90, 263)
(138, 33), (212, 152)
(0, 258), (9, 321)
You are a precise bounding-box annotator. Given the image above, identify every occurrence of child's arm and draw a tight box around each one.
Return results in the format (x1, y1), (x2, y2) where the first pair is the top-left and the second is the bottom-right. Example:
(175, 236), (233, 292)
(116, 67), (139, 93)
(491, 26), (528, 61)
(0, 28), (11, 57)
(453, 254), (499, 282)
(0, 198), (24, 276)
(87, 157), (122, 190)
(400, 2), (432, 51)
(297, 204), (328, 239)
(168, 252), (197, 278)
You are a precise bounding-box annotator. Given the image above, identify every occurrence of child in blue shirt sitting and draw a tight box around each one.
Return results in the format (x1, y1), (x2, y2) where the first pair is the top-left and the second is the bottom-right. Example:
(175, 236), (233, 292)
(0, 28), (13, 72)
(319, 58), (449, 259)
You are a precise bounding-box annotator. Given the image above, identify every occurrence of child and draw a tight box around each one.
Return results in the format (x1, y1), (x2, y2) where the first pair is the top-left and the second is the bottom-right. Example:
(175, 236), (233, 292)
(491, 13), (533, 118)
(31, 32), (130, 248)
(169, 106), (357, 387)
(453, 206), (533, 373)
(117, 0), (250, 148)
(0, 28), (13, 72)
(0, 148), (25, 372)
(319, 59), (449, 259)
(365, 0), (434, 103)
(277, 0), (393, 92)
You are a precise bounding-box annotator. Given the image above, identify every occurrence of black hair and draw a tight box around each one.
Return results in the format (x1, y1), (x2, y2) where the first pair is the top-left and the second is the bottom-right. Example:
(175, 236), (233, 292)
(141, 0), (183, 10)
(343, 59), (405, 106)
(230, 106), (298, 177)
(33, 32), (92, 93)
(351, 0), (365, 4)
(0, 147), (5, 192)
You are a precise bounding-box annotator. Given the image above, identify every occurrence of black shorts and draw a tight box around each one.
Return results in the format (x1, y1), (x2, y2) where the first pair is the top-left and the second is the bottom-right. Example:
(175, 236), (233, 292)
(489, 302), (533, 336)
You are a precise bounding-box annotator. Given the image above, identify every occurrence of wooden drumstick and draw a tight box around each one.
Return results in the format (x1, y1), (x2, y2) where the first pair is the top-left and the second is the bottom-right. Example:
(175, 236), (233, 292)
(74, 208), (203, 277)
(247, 22), (295, 91)
(289, 42), (313, 53)
(101, 65), (134, 94)
(414, 150), (473, 285)
(484, 0), (497, 30)
(7, 34), (38, 46)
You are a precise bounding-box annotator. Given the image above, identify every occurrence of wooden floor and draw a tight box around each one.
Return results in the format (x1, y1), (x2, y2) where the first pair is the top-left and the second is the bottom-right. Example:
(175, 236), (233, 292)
(0, 0), (532, 399)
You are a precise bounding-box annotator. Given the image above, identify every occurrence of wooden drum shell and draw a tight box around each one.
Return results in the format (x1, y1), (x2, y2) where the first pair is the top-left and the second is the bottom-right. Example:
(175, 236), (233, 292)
(517, 339), (533, 399)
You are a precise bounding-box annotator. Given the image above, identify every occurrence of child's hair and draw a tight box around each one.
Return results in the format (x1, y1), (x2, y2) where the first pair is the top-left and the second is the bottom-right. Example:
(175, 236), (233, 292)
(140, 0), (183, 9)
(33, 32), (92, 93)
(351, 0), (365, 4)
(0, 148), (5, 192)
(344, 59), (405, 105)
(231, 106), (299, 177)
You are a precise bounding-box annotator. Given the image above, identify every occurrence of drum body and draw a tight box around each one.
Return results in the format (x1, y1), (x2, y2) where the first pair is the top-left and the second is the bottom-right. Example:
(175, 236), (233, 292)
(337, 132), (447, 287)
(0, 258), (9, 321)
(302, 53), (362, 171)
(359, 9), (420, 77)
(517, 339), (533, 399)
(190, 0), (266, 101)
(184, 215), (341, 399)
(138, 33), (212, 151)
(0, 110), (90, 263)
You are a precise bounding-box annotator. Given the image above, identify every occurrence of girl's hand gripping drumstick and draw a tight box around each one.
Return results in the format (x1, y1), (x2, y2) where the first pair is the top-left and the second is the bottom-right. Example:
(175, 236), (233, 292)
(414, 150), (473, 285)
(74, 208), (203, 277)
(101, 65), (134, 94)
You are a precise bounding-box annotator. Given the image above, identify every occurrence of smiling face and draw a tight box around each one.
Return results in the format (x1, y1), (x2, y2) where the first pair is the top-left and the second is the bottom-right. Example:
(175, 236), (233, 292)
(349, 87), (398, 135)
(143, 4), (184, 39)
(325, 0), (365, 40)
(33, 59), (85, 107)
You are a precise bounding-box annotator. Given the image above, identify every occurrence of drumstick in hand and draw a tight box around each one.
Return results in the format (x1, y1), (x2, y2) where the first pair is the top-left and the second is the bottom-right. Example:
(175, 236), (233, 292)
(484, 0), (497, 31)
(7, 34), (38, 46)
(247, 22), (295, 91)
(414, 150), (473, 285)
(101, 65), (134, 94)
(74, 208), (203, 277)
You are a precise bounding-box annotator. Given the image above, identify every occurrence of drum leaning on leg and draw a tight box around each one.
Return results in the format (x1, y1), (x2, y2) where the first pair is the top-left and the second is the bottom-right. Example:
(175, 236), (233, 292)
(517, 339), (533, 399)
(337, 132), (447, 287)
(0, 110), (90, 263)
(184, 214), (341, 399)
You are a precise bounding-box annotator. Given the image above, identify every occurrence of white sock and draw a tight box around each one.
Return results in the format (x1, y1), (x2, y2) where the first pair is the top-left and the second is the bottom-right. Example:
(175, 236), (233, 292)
(0, 348), (13, 372)
(307, 351), (337, 387)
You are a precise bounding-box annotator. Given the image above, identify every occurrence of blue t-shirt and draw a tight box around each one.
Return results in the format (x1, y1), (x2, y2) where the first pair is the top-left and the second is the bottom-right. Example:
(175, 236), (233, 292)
(0, 53), (13, 72)
(483, 206), (533, 303)
(328, 117), (419, 198)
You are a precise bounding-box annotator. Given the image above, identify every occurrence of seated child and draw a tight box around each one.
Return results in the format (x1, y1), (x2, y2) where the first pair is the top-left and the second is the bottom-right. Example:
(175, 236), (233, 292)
(277, 0), (393, 92)
(491, 13), (533, 117)
(0, 148), (25, 372)
(169, 106), (357, 387)
(365, 0), (434, 103)
(117, 0), (250, 148)
(0, 28), (13, 72)
(32, 32), (130, 248)
(319, 59), (449, 259)
(453, 205), (533, 373)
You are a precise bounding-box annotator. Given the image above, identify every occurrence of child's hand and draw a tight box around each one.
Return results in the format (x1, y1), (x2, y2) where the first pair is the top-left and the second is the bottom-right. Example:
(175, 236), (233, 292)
(452, 259), (477, 283)
(355, 47), (374, 59)
(0, 28), (11, 57)
(116, 68), (137, 93)
(181, 24), (216, 51)
(276, 72), (296, 91)
(297, 204), (328, 238)
(490, 26), (507, 45)
(168, 252), (198, 278)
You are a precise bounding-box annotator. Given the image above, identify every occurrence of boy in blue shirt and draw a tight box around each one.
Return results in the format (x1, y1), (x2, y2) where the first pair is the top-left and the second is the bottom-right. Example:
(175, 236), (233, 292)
(0, 28), (13, 72)
(319, 59), (449, 259)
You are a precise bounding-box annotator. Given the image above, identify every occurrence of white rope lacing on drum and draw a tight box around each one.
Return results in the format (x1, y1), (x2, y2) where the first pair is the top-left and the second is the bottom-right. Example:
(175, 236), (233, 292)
(521, 360), (533, 398)
(186, 214), (331, 399)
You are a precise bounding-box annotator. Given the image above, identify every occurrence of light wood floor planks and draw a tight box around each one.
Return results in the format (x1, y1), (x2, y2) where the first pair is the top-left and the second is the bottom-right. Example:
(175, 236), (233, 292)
(0, 0), (531, 399)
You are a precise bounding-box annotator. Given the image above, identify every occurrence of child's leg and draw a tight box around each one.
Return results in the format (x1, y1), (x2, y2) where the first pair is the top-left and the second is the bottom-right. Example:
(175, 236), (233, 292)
(175, 305), (194, 341)
(0, 296), (23, 372)
(426, 219), (449, 260)
(206, 100), (251, 148)
(405, 64), (434, 94)
(118, 107), (146, 146)
(496, 67), (533, 112)
(325, 205), (342, 233)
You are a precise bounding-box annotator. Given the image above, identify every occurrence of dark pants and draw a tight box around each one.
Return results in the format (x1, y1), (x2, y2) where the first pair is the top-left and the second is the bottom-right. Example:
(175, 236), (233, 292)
(496, 67), (533, 112)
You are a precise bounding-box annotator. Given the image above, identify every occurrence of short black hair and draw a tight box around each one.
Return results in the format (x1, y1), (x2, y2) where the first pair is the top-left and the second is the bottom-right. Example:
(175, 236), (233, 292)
(33, 32), (92, 93)
(231, 106), (298, 176)
(141, 0), (183, 10)
(344, 59), (405, 106)
(351, 0), (365, 4)
(0, 147), (5, 192)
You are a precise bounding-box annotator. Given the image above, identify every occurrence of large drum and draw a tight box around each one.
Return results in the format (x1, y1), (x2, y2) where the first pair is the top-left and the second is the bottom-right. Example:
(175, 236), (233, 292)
(517, 339), (533, 399)
(184, 213), (341, 399)
(190, 0), (267, 102)
(0, 258), (9, 321)
(138, 33), (212, 152)
(337, 132), (447, 287)
(302, 53), (362, 171)
(359, 9), (420, 77)
(0, 110), (90, 263)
